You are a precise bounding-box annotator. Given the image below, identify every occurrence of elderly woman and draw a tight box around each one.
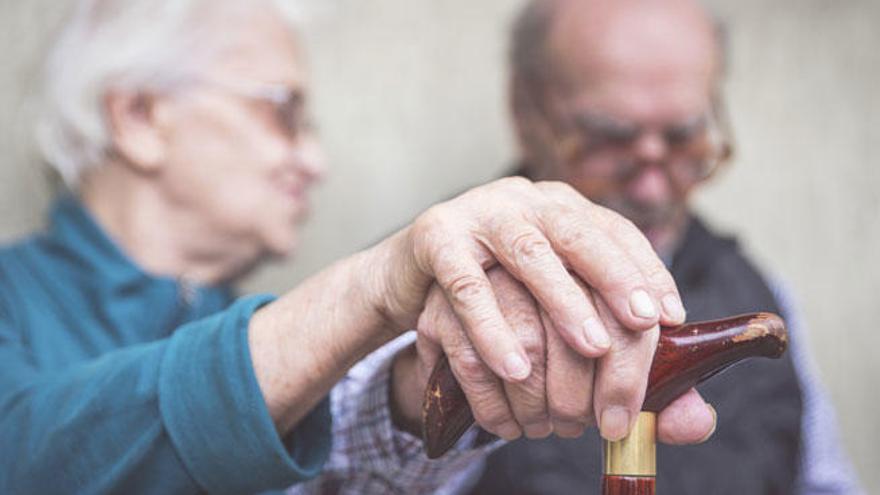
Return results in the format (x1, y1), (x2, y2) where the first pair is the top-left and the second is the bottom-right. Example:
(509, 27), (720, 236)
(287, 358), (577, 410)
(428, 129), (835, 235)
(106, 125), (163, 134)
(0, 0), (716, 493)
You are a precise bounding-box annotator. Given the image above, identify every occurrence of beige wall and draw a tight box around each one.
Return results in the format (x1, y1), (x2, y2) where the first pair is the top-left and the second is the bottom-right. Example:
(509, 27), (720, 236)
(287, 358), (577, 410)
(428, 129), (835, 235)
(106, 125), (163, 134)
(1, 0), (878, 490)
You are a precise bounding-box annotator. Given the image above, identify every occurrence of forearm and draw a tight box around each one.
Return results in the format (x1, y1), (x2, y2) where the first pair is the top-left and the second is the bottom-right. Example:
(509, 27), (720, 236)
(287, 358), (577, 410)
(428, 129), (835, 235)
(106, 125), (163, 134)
(1, 296), (327, 494)
(249, 235), (413, 435)
(1, 341), (196, 494)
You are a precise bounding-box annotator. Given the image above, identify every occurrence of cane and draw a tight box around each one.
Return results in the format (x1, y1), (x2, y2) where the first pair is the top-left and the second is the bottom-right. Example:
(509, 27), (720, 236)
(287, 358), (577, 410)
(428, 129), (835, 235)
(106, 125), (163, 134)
(422, 313), (788, 495)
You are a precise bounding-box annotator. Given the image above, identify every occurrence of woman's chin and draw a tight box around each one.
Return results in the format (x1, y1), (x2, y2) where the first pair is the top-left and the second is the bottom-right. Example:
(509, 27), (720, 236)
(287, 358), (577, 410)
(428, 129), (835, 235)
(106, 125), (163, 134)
(267, 237), (299, 259)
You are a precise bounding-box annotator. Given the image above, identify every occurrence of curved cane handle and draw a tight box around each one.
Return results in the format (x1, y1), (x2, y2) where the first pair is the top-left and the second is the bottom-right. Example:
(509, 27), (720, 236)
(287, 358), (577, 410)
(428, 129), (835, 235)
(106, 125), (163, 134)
(422, 312), (787, 458)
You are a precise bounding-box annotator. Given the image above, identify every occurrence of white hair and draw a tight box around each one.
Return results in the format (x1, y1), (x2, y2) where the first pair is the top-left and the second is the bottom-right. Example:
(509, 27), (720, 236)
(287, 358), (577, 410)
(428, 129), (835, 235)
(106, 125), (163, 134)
(37, 0), (309, 188)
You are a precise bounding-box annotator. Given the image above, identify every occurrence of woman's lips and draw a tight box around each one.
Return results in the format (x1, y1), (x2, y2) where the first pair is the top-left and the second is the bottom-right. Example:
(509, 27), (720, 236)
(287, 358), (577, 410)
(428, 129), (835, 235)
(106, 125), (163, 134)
(274, 167), (318, 220)
(281, 181), (312, 220)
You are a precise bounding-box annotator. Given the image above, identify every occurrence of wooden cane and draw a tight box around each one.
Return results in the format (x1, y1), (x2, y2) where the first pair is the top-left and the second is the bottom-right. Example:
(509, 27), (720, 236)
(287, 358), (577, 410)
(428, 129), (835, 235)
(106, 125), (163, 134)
(422, 313), (788, 494)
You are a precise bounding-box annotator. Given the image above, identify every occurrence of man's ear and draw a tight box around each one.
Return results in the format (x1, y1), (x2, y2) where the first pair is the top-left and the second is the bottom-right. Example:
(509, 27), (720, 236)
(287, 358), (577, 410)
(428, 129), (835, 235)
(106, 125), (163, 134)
(510, 76), (580, 176)
(510, 75), (563, 172)
(103, 89), (168, 174)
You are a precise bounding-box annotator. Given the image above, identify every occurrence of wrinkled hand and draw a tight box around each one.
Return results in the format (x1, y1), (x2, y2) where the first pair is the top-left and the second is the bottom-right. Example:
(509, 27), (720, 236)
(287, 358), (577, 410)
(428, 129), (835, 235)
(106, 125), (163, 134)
(377, 177), (686, 385)
(415, 268), (716, 444)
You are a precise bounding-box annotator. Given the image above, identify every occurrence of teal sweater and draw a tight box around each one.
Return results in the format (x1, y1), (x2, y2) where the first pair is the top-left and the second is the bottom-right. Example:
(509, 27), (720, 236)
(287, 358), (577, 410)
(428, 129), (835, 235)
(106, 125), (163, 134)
(0, 197), (331, 494)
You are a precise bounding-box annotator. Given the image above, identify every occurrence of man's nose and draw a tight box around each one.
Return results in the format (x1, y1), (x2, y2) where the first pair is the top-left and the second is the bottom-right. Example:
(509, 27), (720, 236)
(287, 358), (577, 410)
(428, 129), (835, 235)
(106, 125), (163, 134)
(626, 132), (673, 204)
(627, 162), (673, 205)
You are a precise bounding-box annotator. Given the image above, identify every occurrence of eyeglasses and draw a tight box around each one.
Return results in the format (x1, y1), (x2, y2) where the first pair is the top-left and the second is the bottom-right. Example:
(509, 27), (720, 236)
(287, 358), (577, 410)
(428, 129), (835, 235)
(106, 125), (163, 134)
(556, 98), (733, 189)
(193, 78), (314, 141)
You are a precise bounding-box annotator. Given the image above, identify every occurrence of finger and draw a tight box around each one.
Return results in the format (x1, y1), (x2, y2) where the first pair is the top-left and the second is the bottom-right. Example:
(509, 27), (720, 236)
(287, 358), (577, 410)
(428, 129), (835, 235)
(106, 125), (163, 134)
(591, 292), (659, 441)
(606, 215), (686, 326)
(485, 221), (611, 357)
(543, 310), (594, 439)
(416, 284), (521, 440)
(657, 388), (717, 445)
(448, 339), (522, 440)
(421, 308), (522, 442)
(430, 243), (532, 382)
(534, 181), (662, 332)
(487, 269), (552, 439)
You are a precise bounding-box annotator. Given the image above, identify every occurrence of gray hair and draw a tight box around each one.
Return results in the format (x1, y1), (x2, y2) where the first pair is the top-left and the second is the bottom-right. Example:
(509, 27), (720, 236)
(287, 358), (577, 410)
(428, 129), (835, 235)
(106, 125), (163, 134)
(509, 0), (560, 90)
(37, 0), (309, 188)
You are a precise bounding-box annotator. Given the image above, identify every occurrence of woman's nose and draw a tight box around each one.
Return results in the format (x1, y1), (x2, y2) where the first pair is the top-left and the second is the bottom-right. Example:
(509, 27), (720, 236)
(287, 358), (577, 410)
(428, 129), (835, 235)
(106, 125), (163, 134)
(294, 137), (327, 183)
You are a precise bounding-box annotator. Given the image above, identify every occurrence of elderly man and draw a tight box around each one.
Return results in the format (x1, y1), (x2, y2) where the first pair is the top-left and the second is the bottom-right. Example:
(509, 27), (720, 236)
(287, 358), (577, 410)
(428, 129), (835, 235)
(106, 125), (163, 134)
(0, 0), (720, 493)
(463, 0), (863, 494)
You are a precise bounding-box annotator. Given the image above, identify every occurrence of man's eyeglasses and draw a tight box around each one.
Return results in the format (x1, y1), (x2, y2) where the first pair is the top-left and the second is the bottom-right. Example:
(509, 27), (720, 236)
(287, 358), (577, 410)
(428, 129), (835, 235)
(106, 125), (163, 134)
(557, 99), (733, 189)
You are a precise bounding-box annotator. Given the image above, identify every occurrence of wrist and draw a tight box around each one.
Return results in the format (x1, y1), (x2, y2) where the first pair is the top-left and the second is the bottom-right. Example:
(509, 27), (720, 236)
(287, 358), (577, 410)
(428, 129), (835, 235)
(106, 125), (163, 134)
(361, 225), (428, 335)
(338, 248), (400, 351)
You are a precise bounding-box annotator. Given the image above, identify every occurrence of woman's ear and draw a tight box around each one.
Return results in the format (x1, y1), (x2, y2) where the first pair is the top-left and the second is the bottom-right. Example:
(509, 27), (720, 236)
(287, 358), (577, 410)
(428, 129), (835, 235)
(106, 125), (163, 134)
(103, 89), (168, 174)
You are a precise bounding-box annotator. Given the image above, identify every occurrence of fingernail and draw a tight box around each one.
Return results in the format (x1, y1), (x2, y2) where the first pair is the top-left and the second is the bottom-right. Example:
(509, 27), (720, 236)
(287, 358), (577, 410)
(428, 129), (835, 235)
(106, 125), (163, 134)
(584, 317), (611, 350)
(662, 293), (686, 322)
(629, 290), (658, 320)
(497, 422), (523, 441)
(600, 406), (632, 441)
(503, 352), (531, 381)
(699, 404), (718, 443)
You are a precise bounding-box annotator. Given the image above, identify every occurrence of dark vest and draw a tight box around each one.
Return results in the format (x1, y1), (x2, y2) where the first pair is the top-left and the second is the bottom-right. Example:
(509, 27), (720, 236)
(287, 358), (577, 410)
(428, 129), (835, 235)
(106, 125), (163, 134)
(470, 217), (803, 495)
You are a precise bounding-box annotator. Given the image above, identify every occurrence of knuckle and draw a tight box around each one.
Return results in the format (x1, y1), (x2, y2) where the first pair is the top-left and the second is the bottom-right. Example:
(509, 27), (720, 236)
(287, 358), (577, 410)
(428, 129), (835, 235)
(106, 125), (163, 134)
(412, 206), (452, 254)
(504, 303), (544, 336)
(549, 394), (591, 423)
(519, 337), (546, 369)
(600, 364), (648, 404)
(445, 273), (492, 309)
(448, 346), (491, 383)
(536, 180), (577, 199)
(509, 231), (554, 271)
(420, 288), (452, 323)
(510, 383), (549, 421)
(460, 184), (490, 206)
(596, 256), (643, 291)
(472, 401), (514, 430)
(496, 176), (533, 192)
(414, 205), (445, 234)
(646, 264), (674, 289)
(554, 221), (590, 254)
(607, 210), (639, 234)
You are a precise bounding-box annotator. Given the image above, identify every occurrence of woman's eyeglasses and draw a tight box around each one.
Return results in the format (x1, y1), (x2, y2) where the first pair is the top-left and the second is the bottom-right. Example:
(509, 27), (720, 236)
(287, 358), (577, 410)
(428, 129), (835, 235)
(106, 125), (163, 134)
(193, 78), (314, 141)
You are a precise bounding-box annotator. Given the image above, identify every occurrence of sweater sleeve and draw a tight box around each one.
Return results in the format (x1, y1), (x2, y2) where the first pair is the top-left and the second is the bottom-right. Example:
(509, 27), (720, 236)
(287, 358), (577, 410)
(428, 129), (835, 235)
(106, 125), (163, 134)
(769, 279), (865, 495)
(0, 294), (331, 495)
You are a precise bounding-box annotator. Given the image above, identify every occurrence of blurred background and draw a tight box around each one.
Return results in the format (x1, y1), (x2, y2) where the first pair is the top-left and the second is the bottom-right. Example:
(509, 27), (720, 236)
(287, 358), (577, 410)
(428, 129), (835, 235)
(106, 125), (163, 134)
(1, 0), (877, 490)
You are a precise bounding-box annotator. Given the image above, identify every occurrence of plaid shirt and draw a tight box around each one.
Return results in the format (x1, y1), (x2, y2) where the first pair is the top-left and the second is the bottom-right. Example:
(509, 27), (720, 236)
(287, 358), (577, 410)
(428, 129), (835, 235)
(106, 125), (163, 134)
(289, 333), (499, 495)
